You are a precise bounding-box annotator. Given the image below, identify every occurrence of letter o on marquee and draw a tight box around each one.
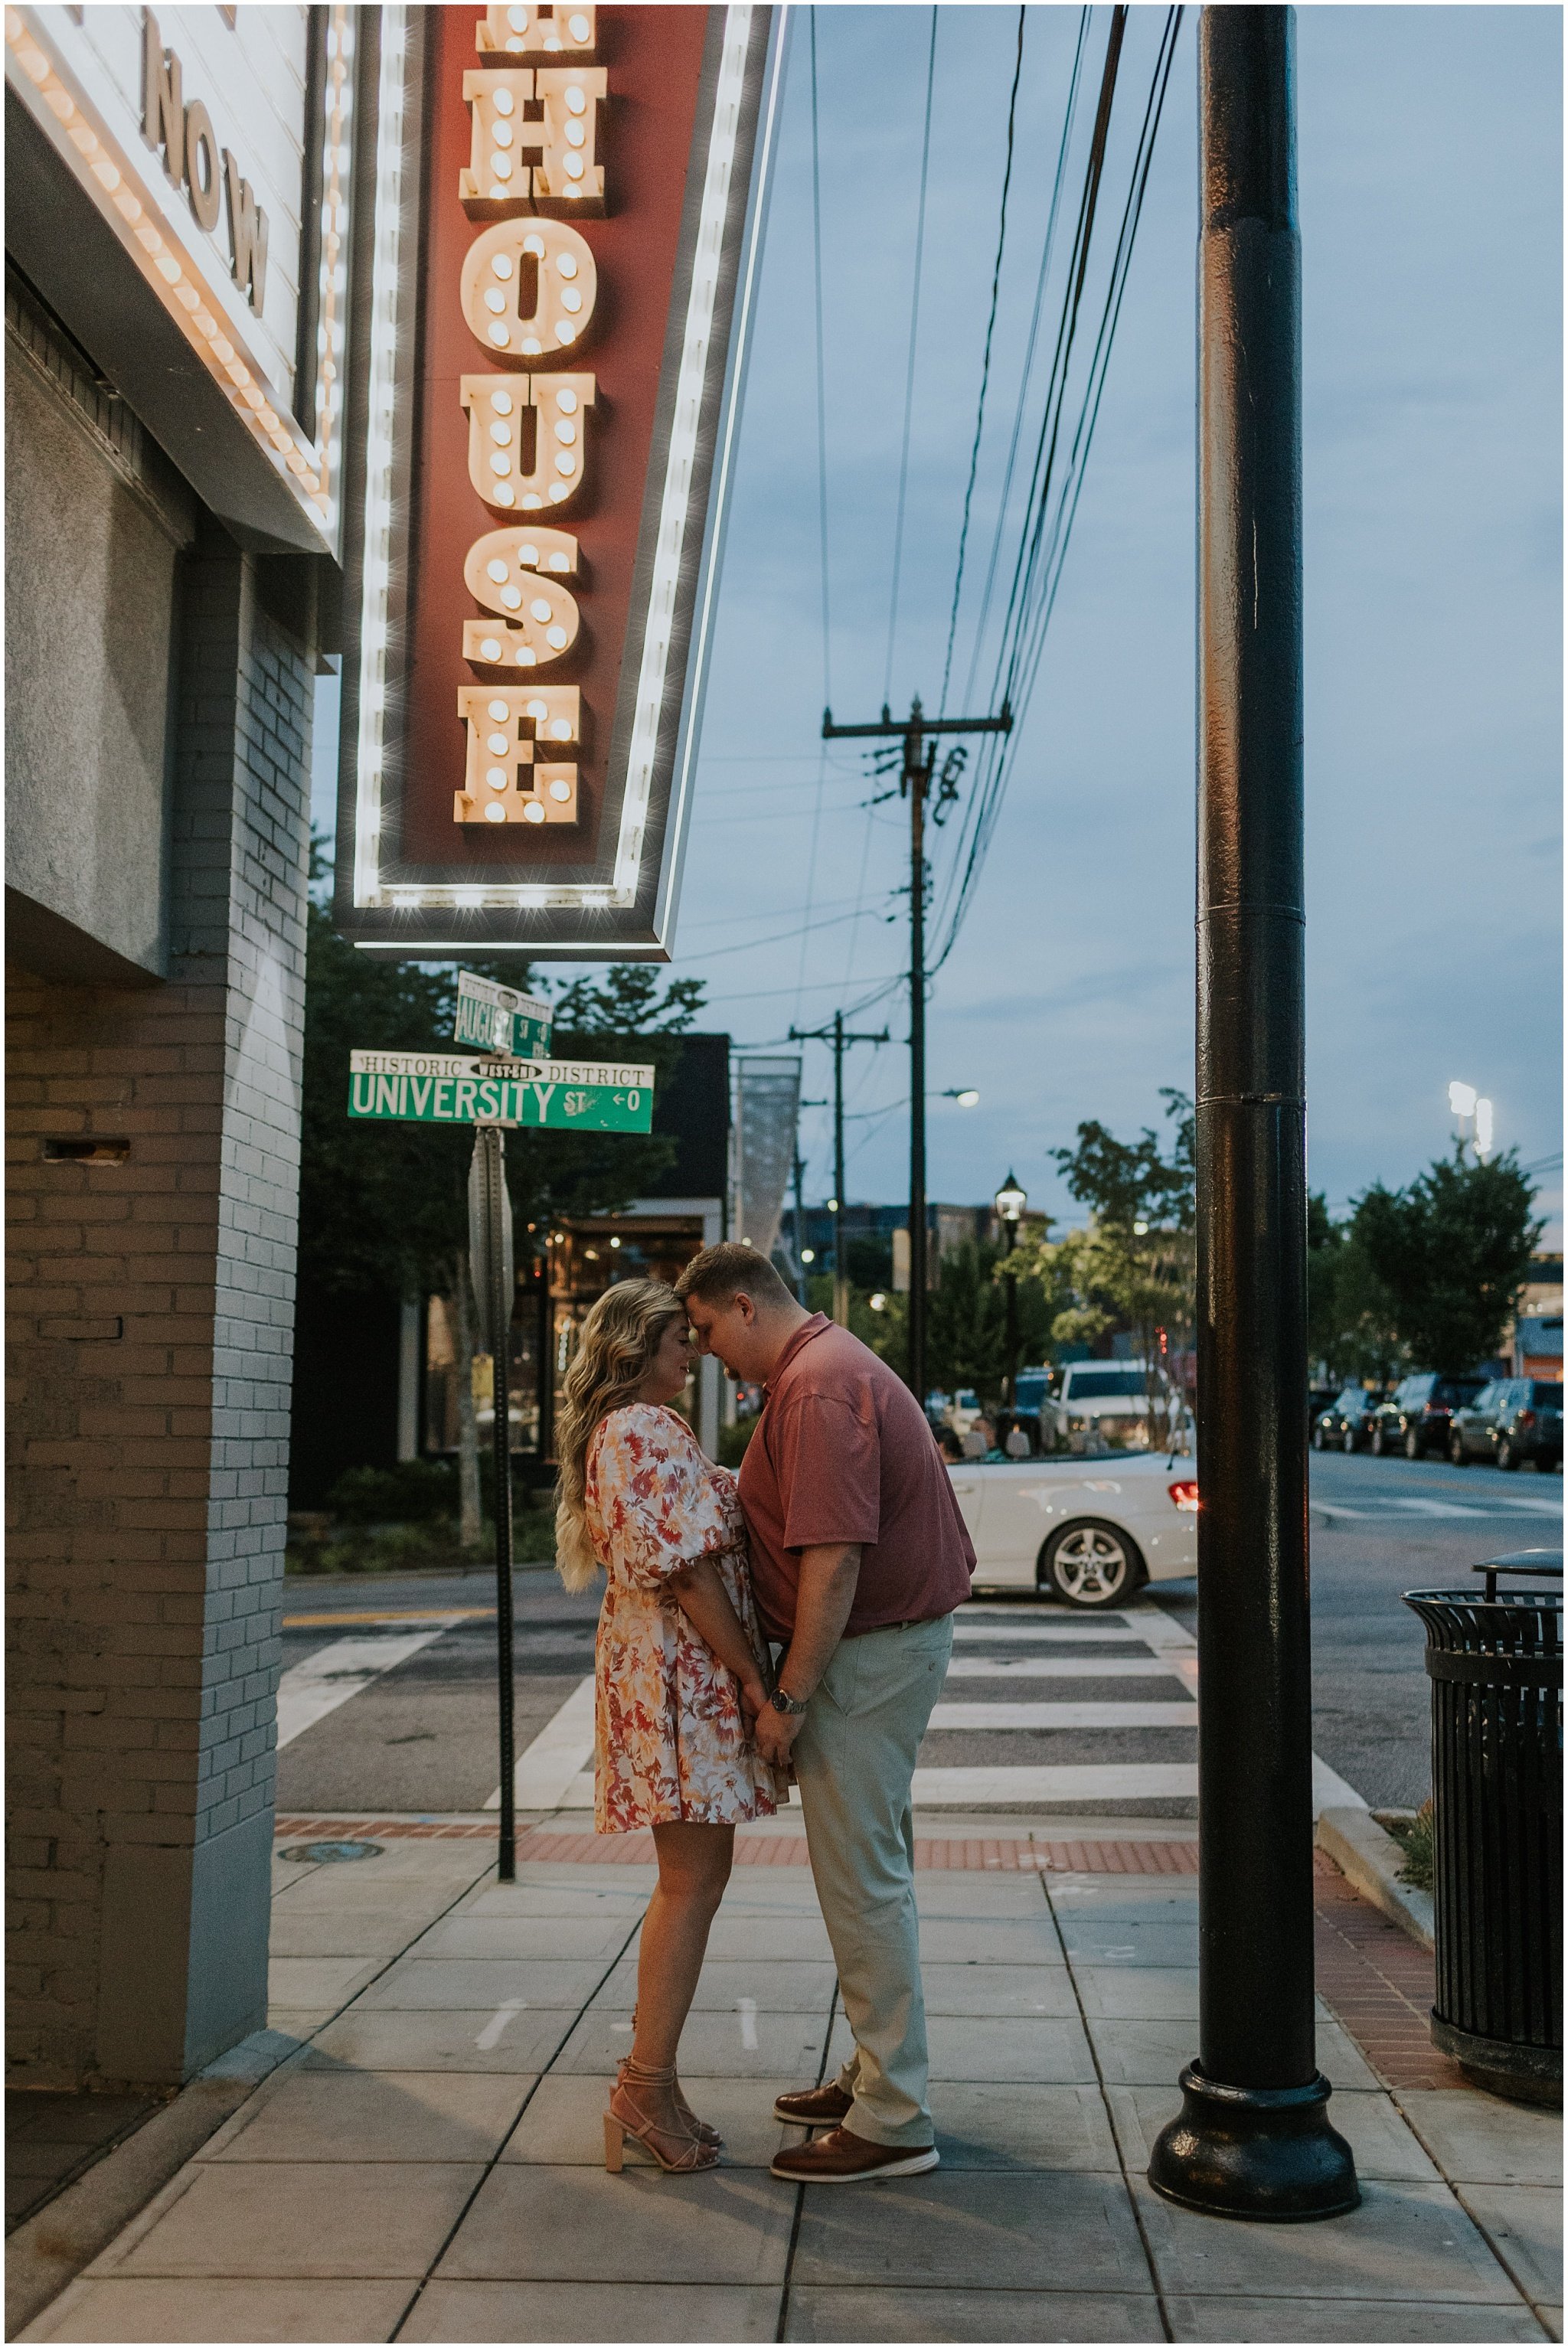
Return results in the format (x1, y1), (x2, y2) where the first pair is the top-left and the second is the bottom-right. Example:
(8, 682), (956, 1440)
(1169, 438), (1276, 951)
(459, 219), (597, 361)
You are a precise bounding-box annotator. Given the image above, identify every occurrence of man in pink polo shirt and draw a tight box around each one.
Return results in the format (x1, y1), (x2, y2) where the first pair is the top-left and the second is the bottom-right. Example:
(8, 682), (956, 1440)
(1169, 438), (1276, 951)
(675, 1242), (974, 2183)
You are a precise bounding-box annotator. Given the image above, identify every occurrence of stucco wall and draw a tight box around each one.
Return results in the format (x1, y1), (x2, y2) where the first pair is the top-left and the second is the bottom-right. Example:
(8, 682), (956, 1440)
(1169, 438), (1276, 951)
(5, 284), (195, 979)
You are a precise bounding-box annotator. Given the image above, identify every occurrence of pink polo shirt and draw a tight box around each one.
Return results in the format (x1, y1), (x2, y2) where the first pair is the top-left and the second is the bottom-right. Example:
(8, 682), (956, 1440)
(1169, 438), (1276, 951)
(737, 1314), (975, 1642)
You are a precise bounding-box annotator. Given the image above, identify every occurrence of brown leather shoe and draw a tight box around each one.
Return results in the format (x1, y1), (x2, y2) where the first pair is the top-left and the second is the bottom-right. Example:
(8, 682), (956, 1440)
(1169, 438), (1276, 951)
(771, 2125), (939, 2183)
(773, 2080), (854, 2128)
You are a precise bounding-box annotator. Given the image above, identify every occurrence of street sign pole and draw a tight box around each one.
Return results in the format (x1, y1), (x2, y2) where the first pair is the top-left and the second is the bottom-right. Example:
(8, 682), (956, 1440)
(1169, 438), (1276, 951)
(1148, 6), (1357, 2222)
(469, 1128), (518, 1883)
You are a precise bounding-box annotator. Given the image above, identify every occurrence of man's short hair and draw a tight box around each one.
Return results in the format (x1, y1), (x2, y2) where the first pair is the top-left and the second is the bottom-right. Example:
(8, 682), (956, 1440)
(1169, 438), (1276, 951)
(675, 1242), (794, 1310)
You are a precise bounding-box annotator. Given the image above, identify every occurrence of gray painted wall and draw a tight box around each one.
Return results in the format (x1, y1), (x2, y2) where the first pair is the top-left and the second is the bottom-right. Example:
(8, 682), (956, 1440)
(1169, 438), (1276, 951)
(5, 287), (195, 981)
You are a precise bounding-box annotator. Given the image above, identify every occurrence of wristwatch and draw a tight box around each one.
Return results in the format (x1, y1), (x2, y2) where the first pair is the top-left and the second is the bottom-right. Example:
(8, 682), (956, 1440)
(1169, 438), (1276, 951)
(766, 1686), (808, 1717)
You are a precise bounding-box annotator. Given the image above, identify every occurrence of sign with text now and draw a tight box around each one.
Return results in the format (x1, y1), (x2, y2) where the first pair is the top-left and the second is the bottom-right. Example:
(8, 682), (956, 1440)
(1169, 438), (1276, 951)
(348, 1050), (654, 1132)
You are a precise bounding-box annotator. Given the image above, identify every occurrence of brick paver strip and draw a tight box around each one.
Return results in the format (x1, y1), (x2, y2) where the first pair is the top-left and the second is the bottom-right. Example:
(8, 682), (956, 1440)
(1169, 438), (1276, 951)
(1312, 1849), (1468, 2092)
(273, 1818), (1200, 1873)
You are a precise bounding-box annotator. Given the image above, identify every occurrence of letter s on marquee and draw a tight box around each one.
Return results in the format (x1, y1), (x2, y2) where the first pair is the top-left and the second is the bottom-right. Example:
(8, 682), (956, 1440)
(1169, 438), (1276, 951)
(462, 528), (581, 670)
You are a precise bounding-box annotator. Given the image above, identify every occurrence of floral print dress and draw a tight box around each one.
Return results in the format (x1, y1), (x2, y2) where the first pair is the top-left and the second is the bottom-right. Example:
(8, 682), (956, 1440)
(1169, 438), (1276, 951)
(585, 1402), (789, 1832)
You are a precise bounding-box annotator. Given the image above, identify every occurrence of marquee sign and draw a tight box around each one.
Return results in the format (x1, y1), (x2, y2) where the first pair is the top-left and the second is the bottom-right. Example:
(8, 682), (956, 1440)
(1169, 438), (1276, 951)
(335, 4), (784, 960)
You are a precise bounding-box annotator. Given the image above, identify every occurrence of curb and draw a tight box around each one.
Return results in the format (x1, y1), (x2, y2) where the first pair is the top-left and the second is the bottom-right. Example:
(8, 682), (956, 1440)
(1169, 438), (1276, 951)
(1316, 1806), (1435, 1953)
(6, 2030), (299, 2339)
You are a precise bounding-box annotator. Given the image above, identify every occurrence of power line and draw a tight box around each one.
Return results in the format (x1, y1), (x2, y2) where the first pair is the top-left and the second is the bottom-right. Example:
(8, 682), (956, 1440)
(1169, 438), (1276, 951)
(939, 6), (1027, 717)
(931, 8), (1183, 975)
(881, 7), (939, 708)
(959, 7), (1090, 716)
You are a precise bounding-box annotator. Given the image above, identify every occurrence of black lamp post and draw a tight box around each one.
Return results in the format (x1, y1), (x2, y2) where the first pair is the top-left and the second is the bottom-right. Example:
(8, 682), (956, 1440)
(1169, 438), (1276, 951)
(995, 1172), (1026, 1410)
(1146, 5), (1357, 2222)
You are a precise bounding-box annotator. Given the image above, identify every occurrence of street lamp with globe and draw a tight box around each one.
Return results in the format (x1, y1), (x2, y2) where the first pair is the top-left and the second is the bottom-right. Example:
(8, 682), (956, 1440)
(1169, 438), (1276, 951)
(995, 1173), (1027, 1412)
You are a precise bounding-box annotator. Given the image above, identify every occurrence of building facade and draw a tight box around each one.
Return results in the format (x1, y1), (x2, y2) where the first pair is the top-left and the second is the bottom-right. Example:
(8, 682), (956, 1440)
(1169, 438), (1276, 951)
(6, 5), (351, 2088)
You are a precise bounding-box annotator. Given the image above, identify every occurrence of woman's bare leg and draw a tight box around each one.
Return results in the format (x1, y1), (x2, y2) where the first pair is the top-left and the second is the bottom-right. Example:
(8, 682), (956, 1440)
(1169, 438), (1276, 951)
(616, 1821), (732, 2152)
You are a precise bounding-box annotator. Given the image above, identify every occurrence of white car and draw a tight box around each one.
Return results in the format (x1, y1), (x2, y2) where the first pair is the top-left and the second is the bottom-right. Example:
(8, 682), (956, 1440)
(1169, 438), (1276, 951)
(948, 1453), (1199, 1609)
(1050, 1360), (1183, 1452)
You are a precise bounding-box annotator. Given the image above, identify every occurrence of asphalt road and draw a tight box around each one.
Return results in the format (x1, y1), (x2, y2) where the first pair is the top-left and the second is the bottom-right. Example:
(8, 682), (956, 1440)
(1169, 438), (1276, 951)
(274, 1449), (1559, 1818)
(1147, 1446), (1561, 1808)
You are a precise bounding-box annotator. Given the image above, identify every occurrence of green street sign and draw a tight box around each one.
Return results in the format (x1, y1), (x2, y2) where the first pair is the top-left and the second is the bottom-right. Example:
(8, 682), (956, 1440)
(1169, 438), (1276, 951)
(452, 972), (553, 1057)
(348, 1052), (655, 1133)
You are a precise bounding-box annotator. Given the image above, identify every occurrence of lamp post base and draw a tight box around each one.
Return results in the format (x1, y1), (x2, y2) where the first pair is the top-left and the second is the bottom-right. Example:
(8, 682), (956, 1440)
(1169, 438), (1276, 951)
(1148, 2064), (1360, 2222)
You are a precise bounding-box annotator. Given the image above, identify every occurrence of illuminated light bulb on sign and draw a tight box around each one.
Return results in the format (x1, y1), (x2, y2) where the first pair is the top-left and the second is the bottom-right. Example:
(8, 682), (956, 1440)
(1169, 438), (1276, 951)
(476, 2), (596, 58)
(461, 374), (594, 512)
(460, 64), (606, 217)
(459, 220), (596, 358)
(462, 527), (581, 670)
(455, 684), (582, 827)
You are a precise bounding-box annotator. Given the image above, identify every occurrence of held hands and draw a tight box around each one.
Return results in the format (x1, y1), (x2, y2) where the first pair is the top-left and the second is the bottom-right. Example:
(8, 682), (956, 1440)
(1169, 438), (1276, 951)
(738, 1674), (769, 1726)
(753, 1698), (804, 1770)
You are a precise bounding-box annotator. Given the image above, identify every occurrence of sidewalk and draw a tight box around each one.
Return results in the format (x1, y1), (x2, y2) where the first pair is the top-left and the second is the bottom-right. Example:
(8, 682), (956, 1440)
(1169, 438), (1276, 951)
(20, 1821), (1561, 2345)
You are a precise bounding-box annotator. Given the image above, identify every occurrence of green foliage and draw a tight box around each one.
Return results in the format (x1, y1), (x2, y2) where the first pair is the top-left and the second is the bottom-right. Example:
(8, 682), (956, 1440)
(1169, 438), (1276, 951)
(299, 898), (704, 1298)
(1050, 1089), (1195, 1233)
(1352, 1148), (1541, 1374)
(286, 1507), (558, 1577)
(717, 1418), (758, 1468)
(926, 1239), (1057, 1400)
(326, 1459), (458, 1523)
(1015, 1094), (1197, 1428)
(1385, 1801), (1435, 1894)
(1307, 1193), (1403, 1382)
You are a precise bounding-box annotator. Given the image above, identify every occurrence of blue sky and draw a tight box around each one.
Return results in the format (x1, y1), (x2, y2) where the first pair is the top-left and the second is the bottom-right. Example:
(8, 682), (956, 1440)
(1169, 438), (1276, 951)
(318, 5), (1562, 1238)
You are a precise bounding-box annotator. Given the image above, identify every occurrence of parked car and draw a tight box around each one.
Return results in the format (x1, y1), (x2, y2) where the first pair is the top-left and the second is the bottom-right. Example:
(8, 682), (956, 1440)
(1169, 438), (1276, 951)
(1449, 1378), (1563, 1471)
(1313, 1386), (1381, 1453)
(949, 1452), (1199, 1608)
(927, 1387), (984, 1441)
(1308, 1383), (1342, 1439)
(1370, 1372), (1489, 1460)
(1049, 1361), (1182, 1454)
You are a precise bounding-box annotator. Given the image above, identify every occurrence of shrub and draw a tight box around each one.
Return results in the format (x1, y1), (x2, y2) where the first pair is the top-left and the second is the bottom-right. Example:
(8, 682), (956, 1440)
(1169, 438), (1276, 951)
(325, 1459), (459, 1524)
(717, 1418), (758, 1468)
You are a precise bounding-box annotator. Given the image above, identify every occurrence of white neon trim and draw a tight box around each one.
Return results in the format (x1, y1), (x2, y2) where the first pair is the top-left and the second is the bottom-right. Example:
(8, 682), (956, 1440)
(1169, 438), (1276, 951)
(653, 2), (786, 949)
(613, 5), (753, 908)
(351, 5), (762, 935)
(351, 8), (410, 909)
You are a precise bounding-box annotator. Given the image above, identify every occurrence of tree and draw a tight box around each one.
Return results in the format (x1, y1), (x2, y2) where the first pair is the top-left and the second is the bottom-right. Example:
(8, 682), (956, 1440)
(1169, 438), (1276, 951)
(298, 868), (707, 1531)
(1307, 1193), (1402, 1383)
(1011, 1092), (1197, 1445)
(925, 1239), (1057, 1402)
(1353, 1147), (1542, 1374)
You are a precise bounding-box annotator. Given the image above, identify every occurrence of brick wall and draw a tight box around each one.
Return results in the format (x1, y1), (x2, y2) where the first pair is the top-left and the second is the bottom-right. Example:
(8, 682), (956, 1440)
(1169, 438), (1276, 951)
(6, 523), (313, 2087)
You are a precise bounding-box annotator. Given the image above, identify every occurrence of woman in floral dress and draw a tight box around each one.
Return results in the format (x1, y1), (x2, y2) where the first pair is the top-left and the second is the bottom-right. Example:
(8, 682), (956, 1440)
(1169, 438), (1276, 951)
(555, 1279), (787, 2173)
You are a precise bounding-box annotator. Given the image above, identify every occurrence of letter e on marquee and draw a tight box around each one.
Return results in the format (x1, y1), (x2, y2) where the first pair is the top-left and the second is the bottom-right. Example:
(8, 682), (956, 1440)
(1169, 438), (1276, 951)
(335, 6), (784, 958)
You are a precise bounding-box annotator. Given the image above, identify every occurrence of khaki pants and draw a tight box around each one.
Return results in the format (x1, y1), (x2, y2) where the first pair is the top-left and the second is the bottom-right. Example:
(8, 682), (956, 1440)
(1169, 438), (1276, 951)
(791, 1612), (954, 2147)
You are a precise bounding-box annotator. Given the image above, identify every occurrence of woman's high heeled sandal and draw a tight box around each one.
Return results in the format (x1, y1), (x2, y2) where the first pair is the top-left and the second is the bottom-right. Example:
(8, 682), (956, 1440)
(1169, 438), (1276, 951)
(624, 2020), (722, 2147)
(604, 2057), (720, 2175)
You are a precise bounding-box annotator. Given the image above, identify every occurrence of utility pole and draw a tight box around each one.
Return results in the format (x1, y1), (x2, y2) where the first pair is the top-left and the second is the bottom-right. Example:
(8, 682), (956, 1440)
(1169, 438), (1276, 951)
(821, 697), (1011, 1402)
(790, 1149), (807, 1301)
(789, 1011), (888, 1327)
(1148, 8), (1357, 2222)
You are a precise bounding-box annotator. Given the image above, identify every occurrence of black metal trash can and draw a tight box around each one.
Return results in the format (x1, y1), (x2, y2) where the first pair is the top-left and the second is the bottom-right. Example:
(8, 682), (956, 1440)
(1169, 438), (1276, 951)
(1403, 1554), (1562, 2106)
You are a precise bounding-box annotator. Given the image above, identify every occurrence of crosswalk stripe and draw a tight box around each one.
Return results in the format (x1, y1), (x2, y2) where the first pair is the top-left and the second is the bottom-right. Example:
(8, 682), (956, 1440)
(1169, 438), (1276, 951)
(275, 1626), (457, 1749)
(944, 1654), (1185, 1680)
(485, 1675), (596, 1811)
(913, 1765), (1198, 1802)
(951, 1621), (1152, 1644)
(929, 1700), (1198, 1730)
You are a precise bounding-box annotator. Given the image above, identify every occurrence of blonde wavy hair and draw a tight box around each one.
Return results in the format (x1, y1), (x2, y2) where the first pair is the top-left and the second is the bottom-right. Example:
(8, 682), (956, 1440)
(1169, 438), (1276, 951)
(554, 1279), (687, 1592)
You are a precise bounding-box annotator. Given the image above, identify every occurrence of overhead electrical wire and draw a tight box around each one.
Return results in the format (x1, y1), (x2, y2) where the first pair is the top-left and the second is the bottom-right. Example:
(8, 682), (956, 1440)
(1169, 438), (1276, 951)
(958, 8), (1090, 716)
(792, 6), (835, 1021)
(938, 5), (1027, 717)
(930, 6), (1183, 976)
(880, 6), (939, 708)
